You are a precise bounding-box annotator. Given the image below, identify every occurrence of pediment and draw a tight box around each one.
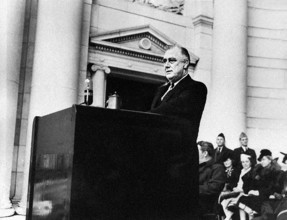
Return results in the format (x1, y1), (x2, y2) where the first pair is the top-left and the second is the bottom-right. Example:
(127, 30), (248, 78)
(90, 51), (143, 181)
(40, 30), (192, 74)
(90, 25), (199, 64)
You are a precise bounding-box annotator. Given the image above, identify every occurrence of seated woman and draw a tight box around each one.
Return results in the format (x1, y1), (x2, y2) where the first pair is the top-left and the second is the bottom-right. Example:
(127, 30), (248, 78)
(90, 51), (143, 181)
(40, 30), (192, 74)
(237, 149), (281, 220)
(220, 153), (253, 220)
(222, 152), (240, 193)
(258, 170), (287, 220)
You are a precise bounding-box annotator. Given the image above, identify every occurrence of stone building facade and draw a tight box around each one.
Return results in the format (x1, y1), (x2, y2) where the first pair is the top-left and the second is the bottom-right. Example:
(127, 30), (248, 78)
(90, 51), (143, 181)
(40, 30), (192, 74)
(1, 0), (286, 217)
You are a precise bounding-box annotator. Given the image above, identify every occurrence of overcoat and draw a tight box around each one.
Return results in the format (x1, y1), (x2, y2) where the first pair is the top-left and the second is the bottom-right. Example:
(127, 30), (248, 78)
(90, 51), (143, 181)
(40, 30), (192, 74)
(150, 75), (207, 145)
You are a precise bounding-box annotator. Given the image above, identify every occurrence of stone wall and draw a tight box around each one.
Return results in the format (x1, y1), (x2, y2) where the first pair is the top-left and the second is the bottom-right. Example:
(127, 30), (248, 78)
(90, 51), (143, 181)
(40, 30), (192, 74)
(246, 0), (287, 162)
(90, 0), (194, 51)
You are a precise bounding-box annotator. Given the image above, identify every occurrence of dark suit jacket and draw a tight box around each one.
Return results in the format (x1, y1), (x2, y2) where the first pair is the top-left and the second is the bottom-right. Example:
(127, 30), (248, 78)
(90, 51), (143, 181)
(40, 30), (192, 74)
(233, 147), (257, 169)
(214, 146), (234, 165)
(150, 75), (207, 144)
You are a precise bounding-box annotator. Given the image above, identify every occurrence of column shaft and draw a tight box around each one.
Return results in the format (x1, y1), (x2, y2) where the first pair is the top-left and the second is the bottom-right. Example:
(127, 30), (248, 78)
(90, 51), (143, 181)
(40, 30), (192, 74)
(210, 0), (247, 146)
(0, 0), (26, 217)
(17, 0), (84, 215)
(92, 69), (106, 107)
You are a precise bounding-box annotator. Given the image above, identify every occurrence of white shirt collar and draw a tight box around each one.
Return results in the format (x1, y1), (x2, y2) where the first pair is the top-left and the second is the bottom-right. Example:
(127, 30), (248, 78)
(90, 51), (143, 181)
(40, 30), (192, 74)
(242, 146), (248, 151)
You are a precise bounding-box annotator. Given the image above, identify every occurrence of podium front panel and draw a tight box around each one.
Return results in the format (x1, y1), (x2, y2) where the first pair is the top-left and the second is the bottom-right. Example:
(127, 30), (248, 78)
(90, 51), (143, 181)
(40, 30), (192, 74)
(28, 105), (198, 220)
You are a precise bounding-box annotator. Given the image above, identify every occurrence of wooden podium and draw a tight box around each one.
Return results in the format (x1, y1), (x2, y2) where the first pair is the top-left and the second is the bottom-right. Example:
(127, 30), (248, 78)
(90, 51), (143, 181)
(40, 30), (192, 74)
(27, 105), (198, 219)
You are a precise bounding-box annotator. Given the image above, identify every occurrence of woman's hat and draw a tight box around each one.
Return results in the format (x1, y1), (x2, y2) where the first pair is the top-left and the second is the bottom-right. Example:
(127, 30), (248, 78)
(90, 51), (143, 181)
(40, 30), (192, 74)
(280, 152), (287, 164)
(241, 153), (251, 161)
(258, 149), (272, 161)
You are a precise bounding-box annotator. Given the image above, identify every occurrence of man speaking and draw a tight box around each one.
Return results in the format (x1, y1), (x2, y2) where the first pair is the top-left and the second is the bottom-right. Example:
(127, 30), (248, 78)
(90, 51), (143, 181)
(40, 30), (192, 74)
(150, 45), (207, 145)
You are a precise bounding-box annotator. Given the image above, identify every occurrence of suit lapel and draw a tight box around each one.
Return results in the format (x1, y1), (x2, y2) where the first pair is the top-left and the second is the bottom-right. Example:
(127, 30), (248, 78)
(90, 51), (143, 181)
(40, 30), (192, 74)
(161, 76), (193, 103)
(151, 83), (169, 108)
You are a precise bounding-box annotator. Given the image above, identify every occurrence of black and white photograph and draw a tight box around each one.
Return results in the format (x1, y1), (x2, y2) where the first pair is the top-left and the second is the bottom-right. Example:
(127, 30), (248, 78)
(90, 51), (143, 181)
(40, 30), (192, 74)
(1, 0), (287, 219)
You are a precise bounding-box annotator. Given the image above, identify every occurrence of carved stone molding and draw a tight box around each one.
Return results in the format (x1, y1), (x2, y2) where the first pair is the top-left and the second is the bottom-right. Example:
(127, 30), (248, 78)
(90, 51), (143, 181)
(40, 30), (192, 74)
(90, 64), (111, 74)
(129, 0), (185, 15)
(106, 32), (167, 49)
(90, 25), (199, 65)
(192, 15), (213, 27)
(89, 25), (199, 82)
(91, 41), (164, 63)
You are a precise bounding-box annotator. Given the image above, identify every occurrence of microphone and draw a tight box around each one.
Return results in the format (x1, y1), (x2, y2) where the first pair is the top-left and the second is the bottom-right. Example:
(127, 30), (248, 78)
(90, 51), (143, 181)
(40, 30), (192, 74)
(84, 78), (93, 105)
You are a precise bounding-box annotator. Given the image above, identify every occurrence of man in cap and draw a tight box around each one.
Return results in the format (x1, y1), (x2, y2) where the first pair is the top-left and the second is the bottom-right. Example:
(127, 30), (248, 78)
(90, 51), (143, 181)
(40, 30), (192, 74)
(214, 133), (233, 164)
(233, 132), (257, 169)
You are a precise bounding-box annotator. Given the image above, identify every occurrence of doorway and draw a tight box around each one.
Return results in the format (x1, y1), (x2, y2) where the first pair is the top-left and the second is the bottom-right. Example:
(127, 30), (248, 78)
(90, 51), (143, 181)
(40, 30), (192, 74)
(106, 74), (162, 112)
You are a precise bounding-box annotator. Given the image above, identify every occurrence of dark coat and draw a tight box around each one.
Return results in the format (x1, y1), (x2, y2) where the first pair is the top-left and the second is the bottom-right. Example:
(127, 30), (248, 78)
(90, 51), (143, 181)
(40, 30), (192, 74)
(241, 168), (254, 194)
(239, 162), (282, 213)
(214, 146), (234, 165)
(252, 163), (282, 199)
(199, 159), (226, 215)
(219, 168), (253, 203)
(233, 146), (257, 169)
(150, 75), (207, 144)
(199, 159), (226, 196)
(224, 166), (240, 191)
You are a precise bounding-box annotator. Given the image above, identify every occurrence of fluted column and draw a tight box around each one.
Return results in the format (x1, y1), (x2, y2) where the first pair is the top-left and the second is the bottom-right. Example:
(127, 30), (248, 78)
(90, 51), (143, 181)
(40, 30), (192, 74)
(16, 0), (84, 215)
(0, 0), (26, 217)
(209, 0), (247, 147)
(90, 64), (111, 107)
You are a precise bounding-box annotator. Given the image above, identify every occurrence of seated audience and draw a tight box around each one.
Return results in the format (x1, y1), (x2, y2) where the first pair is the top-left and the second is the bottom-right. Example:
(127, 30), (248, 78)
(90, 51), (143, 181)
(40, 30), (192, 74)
(220, 154), (253, 220)
(237, 149), (281, 220)
(198, 141), (226, 217)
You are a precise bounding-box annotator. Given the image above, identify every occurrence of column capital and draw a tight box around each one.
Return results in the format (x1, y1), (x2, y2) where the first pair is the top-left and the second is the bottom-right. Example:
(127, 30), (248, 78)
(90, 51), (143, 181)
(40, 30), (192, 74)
(88, 63), (111, 74)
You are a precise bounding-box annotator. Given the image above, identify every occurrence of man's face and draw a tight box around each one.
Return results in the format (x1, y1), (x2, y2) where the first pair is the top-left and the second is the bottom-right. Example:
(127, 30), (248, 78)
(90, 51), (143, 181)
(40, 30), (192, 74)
(163, 47), (188, 83)
(240, 137), (248, 147)
(216, 137), (225, 147)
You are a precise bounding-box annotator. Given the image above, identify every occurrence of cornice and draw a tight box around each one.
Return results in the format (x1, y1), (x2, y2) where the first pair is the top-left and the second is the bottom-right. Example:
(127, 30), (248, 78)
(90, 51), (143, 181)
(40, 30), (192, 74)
(193, 15), (213, 27)
(90, 40), (199, 65)
(90, 25), (199, 65)
(90, 40), (164, 64)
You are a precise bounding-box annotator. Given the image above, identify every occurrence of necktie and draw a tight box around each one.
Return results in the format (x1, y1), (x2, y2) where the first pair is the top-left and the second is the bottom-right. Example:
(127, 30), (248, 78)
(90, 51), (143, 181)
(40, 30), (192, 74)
(215, 148), (221, 161)
(161, 82), (174, 100)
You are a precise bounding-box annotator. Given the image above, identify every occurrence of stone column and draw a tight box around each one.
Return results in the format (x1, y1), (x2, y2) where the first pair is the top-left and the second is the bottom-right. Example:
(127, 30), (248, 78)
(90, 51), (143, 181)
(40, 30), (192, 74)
(16, 0), (84, 215)
(187, 0), (214, 142)
(0, 0), (26, 217)
(208, 0), (248, 147)
(90, 64), (111, 107)
(77, 0), (93, 104)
